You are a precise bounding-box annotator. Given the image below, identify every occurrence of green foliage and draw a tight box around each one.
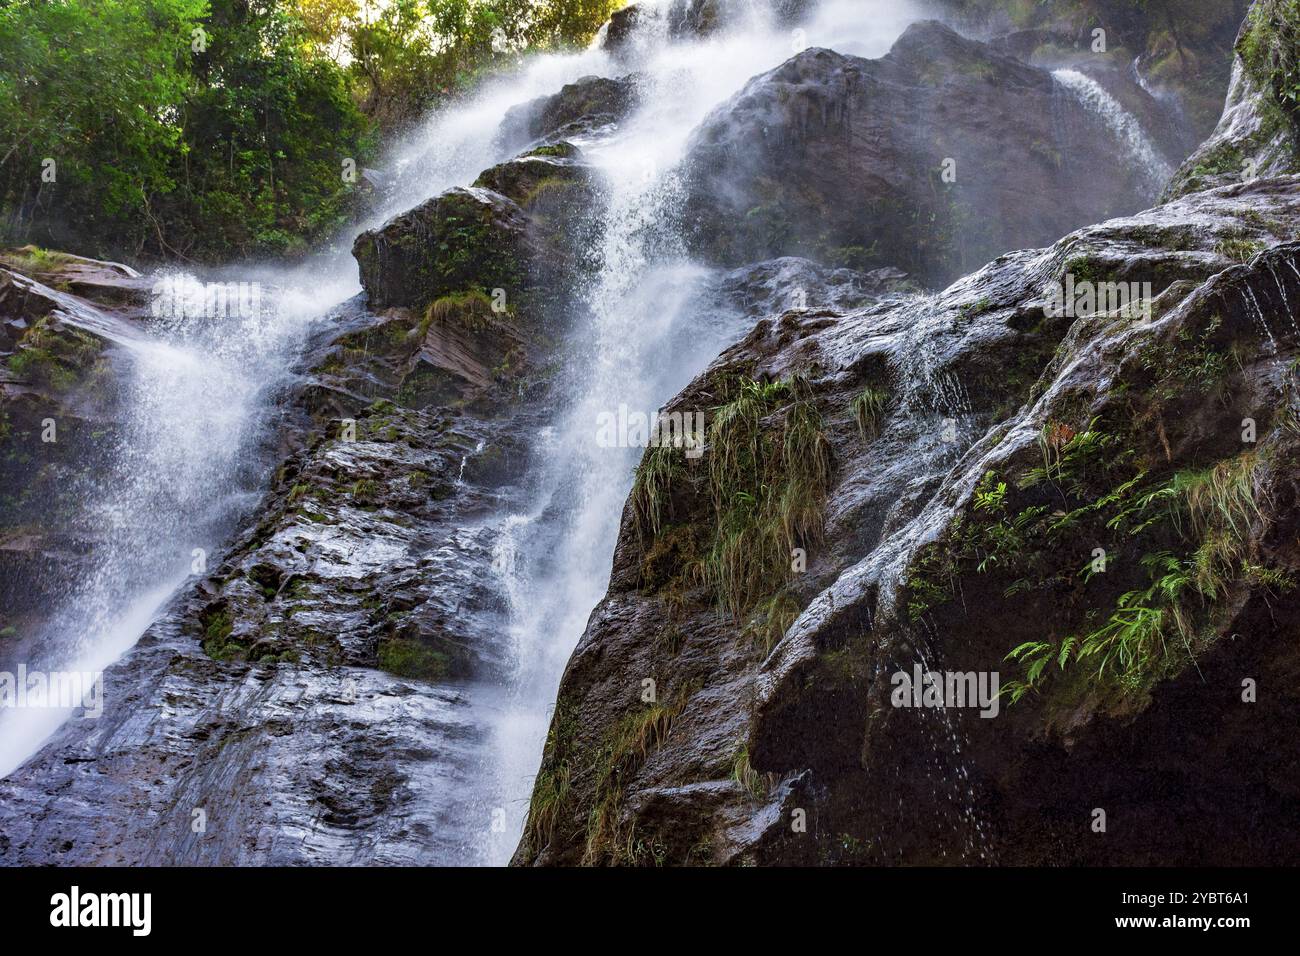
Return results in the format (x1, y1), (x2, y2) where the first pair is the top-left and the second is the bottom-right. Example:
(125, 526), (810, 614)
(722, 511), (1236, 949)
(852, 386), (890, 439)
(523, 697), (577, 855)
(1216, 237), (1265, 264)
(1003, 451), (1270, 700)
(0, 0), (374, 261)
(200, 607), (241, 661)
(583, 689), (689, 866)
(630, 444), (685, 541)
(731, 742), (768, 800)
(747, 589), (801, 656)
(0, 0), (620, 260)
(1240, 0), (1300, 135)
(423, 288), (500, 332)
(700, 378), (832, 616)
(629, 376), (834, 618)
(344, 0), (623, 132)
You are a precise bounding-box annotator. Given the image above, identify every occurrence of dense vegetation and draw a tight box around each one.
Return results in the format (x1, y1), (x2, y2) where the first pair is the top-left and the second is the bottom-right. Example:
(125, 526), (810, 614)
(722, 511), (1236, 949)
(0, 0), (620, 262)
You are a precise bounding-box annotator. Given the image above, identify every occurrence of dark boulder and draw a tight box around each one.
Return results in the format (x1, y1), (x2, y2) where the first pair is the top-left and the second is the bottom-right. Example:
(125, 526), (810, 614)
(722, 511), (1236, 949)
(499, 75), (638, 151)
(682, 21), (1180, 286)
(352, 187), (537, 313)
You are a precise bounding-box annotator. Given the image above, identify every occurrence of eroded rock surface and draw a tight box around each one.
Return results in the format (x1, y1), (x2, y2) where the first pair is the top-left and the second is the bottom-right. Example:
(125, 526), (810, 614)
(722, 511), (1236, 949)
(514, 170), (1300, 865)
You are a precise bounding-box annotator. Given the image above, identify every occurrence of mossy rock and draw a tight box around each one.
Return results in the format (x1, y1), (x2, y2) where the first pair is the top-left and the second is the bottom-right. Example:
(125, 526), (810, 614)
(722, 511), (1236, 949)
(352, 187), (535, 312)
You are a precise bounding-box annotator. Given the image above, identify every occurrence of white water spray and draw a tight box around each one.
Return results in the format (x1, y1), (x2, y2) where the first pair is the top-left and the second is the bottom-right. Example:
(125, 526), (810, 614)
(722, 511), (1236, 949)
(483, 0), (927, 864)
(0, 271), (353, 777)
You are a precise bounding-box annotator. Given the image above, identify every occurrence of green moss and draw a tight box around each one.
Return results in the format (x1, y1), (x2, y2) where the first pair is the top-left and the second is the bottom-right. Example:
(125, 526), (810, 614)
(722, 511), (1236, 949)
(200, 608), (242, 662)
(1240, 0), (1300, 136)
(523, 142), (578, 159)
(376, 637), (448, 681)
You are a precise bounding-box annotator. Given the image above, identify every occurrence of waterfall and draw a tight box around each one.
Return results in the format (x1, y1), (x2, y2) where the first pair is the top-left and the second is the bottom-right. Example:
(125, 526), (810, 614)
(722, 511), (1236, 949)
(482, 0), (926, 864)
(1052, 68), (1174, 191)
(0, 273), (348, 777)
(0, 23), (636, 784)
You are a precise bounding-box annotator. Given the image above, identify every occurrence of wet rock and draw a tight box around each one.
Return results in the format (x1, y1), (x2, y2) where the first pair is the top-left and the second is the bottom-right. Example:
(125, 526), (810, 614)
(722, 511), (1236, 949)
(601, 1), (811, 60)
(940, 0), (1250, 139)
(0, 615), (496, 865)
(0, 264), (138, 637)
(718, 257), (914, 318)
(499, 75), (638, 150)
(514, 174), (1300, 865)
(352, 187), (537, 312)
(1165, 1), (1300, 199)
(682, 21), (1180, 285)
(0, 210), (556, 863)
(191, 399), (519, 680)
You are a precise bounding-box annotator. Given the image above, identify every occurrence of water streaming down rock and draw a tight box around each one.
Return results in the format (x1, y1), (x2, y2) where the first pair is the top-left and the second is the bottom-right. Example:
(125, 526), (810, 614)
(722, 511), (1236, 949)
(0, 19), (650, 789)
(0, 273), (345, 777)
(482, 0), (930, 864)
(2, 0), (1265, 866)
(1052, 68), (1175, 192)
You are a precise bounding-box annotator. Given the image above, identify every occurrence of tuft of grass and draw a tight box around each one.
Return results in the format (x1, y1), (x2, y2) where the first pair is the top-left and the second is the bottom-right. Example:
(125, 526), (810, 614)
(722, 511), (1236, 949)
(747, 589), (801, 656)
(422, 288), (499, 332)
(628, 376), (834, 618)
(1215, 237), (1264, 264)
(349, 478), (379, 503)
(700, 377), (832, 616)
(630, 444), (685, 540)
(732, 742), (768, 800)
(583, 691), (690, 866)
(523, 699), (577, 856)
(851, 385), (890, 439)
(0, 245), (71, 274)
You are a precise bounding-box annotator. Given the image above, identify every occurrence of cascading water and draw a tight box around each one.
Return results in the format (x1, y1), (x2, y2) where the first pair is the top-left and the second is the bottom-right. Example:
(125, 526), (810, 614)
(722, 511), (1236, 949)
(0, 21), (645, 784)
(482, 0), (927, 864)
(0, 0), (1043, 864)
(0, 273), (350, 777)
(1052, 68), (1174, 192)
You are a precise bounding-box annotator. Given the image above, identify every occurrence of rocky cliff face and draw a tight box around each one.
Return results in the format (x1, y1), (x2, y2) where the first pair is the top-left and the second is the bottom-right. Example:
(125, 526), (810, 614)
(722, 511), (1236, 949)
(0, 273), (539, 863)
(1165, 0), (1300, 199)
(682, 21), (1180, 285)
(514, 7), (1300, 866)
(3, 1), (1292, 868)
